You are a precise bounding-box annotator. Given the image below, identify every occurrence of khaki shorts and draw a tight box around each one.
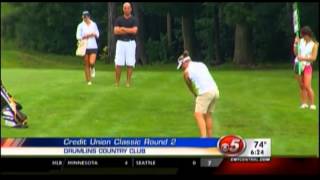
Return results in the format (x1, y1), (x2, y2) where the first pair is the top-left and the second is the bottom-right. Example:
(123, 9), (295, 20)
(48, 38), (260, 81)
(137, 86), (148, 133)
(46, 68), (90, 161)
(195, 91), (218, 113)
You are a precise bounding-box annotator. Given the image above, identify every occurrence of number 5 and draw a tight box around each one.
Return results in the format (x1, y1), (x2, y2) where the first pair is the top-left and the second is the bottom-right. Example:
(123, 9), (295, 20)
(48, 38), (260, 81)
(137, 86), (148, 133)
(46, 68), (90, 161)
(230, 138), (240, 152)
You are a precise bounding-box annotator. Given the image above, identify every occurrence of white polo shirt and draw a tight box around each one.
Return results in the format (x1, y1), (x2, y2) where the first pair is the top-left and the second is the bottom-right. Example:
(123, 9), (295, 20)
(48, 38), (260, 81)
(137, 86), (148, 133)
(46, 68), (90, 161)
(186, 61), (219, 96)
(76, 20), (99, 49)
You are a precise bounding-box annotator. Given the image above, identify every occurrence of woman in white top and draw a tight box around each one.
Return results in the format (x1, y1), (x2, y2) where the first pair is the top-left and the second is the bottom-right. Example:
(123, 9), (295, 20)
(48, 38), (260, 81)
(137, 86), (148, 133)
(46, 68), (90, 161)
(76, 11), (100, 85)
(294, 26), (319, 110)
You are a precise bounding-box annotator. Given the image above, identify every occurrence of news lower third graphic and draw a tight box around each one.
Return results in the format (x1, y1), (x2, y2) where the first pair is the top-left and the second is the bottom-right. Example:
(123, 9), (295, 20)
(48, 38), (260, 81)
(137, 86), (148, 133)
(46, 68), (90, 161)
(1, 136), (271, 161)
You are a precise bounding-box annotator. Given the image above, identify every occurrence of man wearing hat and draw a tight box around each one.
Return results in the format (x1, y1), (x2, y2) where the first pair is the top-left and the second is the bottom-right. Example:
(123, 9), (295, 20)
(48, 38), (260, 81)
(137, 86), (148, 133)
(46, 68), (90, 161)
(177, 50), (220, 137)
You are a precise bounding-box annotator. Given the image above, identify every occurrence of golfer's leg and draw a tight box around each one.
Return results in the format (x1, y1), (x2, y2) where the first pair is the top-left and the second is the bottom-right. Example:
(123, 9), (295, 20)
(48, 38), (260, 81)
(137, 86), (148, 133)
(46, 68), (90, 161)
(194, 95), (209, 137)
(194, 112), (207, 137)
(84, 55), (90, 82)
(205, 94), (217, 137)
(296, 75), (307, 105)
(204, 113), (213, 137)
(301, 76), (308, 105)
(304, 70), (314, 105)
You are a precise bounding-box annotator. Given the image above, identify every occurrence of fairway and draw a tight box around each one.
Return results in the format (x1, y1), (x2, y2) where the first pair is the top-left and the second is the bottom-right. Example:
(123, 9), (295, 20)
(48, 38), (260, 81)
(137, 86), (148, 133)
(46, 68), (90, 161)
(1, 51), (319, 156)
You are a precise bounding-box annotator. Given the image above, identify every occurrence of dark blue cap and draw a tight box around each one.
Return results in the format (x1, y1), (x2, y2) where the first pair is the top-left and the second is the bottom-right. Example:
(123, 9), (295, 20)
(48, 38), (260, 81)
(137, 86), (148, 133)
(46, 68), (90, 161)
(82, 11), (90, 17)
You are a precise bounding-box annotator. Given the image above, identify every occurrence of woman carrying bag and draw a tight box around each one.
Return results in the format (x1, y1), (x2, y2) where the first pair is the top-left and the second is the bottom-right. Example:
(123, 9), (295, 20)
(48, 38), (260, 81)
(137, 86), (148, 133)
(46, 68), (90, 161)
(76, 10), (100, 85)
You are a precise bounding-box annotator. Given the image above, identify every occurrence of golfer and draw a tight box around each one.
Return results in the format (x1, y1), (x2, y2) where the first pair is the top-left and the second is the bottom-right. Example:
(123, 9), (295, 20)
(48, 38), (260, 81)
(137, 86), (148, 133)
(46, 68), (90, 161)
(294, 26), (318, 110)
(114, 2), (138, 87)
(177, 50), (219, 137)
(76, 10), (100, 85)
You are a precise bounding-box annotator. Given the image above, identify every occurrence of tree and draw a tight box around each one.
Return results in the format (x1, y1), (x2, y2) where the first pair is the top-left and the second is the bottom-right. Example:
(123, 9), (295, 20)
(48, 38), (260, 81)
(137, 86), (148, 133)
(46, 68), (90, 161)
(2, 2), (318, 65)
(181, 15), (194, 56)
(211, 3), (224, 64)
(224, 3), (256, 65)
(234, 23), (253, 65)
(166, 12), (172, 51)
(141, 3), (177, 61)
(107, 2), (117, 63)
(132, 2), (147, 65)
(252, 3), (290, 62)
(1, 2), (108, 54)
(179, 3), (201, 59)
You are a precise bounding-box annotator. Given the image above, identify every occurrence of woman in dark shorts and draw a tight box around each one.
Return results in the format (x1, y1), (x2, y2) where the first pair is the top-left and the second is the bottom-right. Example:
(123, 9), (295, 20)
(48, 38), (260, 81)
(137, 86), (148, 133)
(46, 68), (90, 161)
(76, 11), (100, 85)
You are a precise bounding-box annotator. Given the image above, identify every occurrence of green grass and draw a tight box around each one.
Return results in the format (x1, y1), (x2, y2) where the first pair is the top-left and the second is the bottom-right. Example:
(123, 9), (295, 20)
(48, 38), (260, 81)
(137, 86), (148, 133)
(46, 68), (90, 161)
(1, 49), (319, 156)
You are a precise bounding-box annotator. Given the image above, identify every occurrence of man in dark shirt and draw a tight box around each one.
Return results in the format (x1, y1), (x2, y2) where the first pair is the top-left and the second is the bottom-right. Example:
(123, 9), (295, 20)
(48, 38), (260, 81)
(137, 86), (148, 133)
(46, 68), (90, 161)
(114, 2), (138, 87)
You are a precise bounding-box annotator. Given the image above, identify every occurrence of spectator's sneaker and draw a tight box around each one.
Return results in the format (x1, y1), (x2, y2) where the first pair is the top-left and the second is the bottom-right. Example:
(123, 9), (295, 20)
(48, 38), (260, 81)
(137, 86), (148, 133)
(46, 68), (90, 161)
(310, 105), (316, 110)
(300, 104), (308, 109)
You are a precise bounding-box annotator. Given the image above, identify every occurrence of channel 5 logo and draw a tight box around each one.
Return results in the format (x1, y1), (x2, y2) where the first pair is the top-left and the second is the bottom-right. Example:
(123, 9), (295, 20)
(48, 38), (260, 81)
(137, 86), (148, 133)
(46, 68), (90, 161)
(217, 135), (246, 156)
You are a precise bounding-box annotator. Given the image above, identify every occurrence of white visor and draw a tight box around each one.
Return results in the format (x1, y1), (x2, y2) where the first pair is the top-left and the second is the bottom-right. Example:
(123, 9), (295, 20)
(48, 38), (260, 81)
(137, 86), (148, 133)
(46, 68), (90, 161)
(177, 56), (191, 69)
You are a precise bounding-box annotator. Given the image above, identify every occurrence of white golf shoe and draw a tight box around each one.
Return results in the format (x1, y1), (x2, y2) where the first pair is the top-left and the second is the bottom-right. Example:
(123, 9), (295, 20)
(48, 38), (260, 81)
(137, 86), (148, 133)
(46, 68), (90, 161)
(310, 105), (316, 110)
(300, 104), (309, 109)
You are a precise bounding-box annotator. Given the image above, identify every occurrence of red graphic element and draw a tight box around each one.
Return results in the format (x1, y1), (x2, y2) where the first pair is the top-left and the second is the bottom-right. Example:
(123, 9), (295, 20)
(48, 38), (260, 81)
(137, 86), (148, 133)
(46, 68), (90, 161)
(212, 158), (320, 175)
(1, 138), (25, 147)
(217, 135), (246, 156)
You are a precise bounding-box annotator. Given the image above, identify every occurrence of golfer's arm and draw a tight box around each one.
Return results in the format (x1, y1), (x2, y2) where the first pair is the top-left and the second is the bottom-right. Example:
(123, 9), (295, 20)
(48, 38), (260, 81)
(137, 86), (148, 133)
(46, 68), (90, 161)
(184, 73), (196, 97)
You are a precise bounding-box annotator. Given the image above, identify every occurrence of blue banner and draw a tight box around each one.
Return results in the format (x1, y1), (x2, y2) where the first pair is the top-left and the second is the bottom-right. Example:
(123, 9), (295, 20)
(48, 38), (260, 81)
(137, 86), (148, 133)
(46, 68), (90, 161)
(2, 138), (219, 147)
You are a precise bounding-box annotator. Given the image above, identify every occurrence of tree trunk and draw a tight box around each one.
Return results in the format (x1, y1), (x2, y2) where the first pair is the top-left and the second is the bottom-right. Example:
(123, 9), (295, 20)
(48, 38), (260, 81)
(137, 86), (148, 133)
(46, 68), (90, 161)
(288, 2), (295, 61)
(107, 2), (116, 63)
(181, 15), (197, 58)
(132, 2), (147, 65)
(166, 12), (172, 49)
(212, 4), (223, 65)
(166, 12), (173, 61)
(233, 23), (253, 65)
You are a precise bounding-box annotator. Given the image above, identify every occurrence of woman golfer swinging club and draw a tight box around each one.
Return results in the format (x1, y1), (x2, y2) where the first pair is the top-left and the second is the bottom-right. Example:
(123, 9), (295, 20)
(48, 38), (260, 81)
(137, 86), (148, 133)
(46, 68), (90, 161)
(177, 50), (220, 137)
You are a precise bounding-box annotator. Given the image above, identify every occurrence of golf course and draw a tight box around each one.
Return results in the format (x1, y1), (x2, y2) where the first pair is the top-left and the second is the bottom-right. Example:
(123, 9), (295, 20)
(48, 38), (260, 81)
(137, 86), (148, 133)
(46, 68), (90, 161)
(1, 48), (318, 156)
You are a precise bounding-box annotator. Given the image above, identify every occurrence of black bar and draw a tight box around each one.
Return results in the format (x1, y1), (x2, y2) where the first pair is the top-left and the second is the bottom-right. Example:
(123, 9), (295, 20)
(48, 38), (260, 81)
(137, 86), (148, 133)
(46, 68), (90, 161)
(3, 157), (319, 175)
(0, 157), (206, 174)
(132, 157), (200, 168)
